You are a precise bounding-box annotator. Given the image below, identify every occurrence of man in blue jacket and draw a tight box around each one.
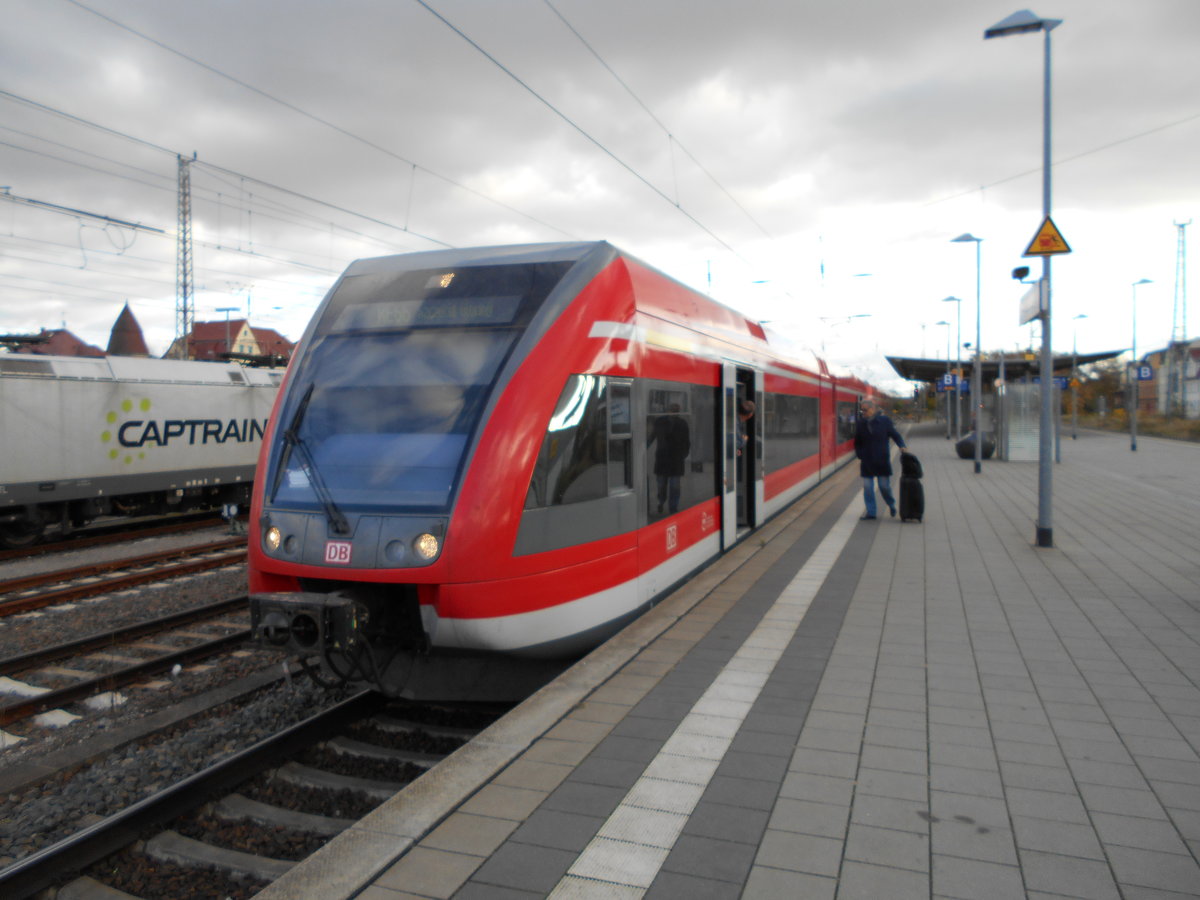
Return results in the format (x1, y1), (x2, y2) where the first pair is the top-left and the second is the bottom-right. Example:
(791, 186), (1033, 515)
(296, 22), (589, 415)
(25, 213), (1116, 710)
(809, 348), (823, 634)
(854, 398), (908, 520)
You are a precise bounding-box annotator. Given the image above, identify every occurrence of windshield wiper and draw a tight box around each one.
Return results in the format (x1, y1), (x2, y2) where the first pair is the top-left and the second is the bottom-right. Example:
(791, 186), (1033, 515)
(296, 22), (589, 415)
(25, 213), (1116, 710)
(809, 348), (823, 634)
(268, 383), (351, 536)
(269, 384), (312, 502)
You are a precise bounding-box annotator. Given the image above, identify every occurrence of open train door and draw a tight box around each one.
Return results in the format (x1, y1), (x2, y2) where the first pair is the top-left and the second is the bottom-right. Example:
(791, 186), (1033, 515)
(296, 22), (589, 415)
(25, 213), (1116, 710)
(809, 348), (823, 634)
(721, 364), (762, 549)
(752, 368), (764, 523)
(721, 362), (738, 548)
(819, 369), (835, 479)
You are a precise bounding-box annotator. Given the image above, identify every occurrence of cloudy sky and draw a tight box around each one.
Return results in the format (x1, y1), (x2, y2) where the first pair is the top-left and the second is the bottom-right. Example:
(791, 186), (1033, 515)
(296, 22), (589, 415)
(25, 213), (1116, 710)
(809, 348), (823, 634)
(1, 0), (1196, 391)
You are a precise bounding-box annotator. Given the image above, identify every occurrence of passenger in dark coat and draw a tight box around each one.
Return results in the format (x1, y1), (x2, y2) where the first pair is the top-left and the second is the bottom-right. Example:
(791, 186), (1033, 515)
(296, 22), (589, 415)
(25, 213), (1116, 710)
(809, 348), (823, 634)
(651, 405), (690, 515)
(854, 398), (907, 519)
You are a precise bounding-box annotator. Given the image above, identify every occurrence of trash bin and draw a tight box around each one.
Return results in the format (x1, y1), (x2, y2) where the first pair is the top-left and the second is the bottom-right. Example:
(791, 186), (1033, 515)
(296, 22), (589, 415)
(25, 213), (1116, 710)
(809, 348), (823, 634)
(956, 432), (995, 459)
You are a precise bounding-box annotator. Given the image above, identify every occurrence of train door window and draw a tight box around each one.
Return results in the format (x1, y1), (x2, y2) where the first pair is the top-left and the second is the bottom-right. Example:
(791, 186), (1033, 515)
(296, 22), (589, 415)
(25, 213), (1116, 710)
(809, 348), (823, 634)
(837, 399), (859, 442)
(608, 382), (633, 493)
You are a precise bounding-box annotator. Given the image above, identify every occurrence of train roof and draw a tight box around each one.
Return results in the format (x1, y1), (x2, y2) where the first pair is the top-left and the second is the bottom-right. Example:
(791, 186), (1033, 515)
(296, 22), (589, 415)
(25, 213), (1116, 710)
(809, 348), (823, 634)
(344, 241), (607, 277)
(332, 242), (864, 388)
(0, 353), (282, 386)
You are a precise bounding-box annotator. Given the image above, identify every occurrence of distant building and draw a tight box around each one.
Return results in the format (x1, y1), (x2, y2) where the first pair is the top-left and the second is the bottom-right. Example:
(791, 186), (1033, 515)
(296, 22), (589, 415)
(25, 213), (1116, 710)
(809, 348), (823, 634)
(106, 303), (150, 357)
(1149, 338), (1200, 418)
(13, 328), (105, 358)
(1138, 348), (1162, 415)
(165, 319), (295, 364)
(249, 326), (294, 361)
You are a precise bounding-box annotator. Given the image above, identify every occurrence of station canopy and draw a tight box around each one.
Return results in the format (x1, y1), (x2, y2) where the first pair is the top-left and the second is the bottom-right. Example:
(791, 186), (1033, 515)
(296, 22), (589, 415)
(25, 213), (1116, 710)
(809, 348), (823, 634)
(886, 349), (1125, 384)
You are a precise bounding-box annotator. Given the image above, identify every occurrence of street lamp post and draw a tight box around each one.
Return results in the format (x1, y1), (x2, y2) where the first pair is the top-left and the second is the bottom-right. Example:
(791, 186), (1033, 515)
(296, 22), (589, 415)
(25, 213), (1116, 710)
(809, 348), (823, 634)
(1071, 313), (1086, 438)
(985, 9), (1062, 549)
(943, 297), (963, 440)
(953, 234), (984, 473)
(937, 320), (951, 438)
(1130, 278), (1151, 451)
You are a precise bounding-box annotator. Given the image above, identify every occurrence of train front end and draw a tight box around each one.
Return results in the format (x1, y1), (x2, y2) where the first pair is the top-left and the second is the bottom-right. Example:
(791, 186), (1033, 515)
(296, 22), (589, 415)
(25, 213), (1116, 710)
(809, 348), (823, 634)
(247, 243), (611, 699)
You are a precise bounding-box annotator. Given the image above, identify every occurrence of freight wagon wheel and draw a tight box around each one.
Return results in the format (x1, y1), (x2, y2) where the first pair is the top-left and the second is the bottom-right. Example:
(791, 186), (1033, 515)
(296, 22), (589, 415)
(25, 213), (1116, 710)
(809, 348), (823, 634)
(0, 521), (42, 549)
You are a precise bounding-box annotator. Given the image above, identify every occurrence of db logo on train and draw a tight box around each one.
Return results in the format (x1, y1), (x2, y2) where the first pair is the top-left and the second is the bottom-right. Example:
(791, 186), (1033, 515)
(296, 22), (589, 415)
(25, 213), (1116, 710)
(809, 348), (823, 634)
(325, 541), (353, 565)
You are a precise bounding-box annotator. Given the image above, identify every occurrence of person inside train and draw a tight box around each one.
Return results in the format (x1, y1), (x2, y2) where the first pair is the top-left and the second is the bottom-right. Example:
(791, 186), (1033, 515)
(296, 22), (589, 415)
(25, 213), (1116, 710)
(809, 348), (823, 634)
(650, 404), (690, 515)
(736, 399), (755, 458)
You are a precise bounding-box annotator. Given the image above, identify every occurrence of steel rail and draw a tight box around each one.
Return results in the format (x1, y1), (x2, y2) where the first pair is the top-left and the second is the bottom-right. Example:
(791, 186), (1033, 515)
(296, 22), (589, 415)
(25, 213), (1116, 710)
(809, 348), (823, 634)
(0, 538), (246, 594)
(0, 629), (252, 727)
(0, 514), (227, 562)
(0, 596), (249, 677)
(0, 690), (383, 900)
(0, 550), (247, 617)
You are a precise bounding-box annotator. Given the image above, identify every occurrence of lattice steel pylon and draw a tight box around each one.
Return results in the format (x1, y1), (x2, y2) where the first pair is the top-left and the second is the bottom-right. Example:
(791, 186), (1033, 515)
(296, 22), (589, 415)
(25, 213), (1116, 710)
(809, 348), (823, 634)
(1168, 220), (1190, 416)
(174, 153), (195, 359)
(1173, 220), (1190, 343)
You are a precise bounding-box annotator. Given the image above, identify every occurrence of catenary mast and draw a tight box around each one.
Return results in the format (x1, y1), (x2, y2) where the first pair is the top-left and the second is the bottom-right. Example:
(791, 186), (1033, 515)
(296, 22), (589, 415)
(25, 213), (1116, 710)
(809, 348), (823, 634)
(174, 153), (195, 359)
(1169, 220), (1190, 415)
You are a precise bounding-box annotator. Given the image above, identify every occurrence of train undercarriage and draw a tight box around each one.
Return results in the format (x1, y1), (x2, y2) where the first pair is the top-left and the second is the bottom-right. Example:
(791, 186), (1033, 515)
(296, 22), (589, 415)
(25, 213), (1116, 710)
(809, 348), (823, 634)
(250, 587), (568, 702)
(0, 483), (253, 548)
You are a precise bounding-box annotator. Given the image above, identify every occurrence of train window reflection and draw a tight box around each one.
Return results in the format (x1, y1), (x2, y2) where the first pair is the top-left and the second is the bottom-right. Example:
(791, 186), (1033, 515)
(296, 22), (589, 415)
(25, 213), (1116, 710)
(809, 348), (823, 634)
(527, 375), (610, 508)
(646, 381), (716, 520)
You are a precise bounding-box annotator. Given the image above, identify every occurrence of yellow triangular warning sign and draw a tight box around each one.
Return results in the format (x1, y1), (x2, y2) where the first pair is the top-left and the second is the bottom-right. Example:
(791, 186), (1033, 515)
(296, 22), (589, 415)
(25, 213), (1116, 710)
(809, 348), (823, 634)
(1023, 217), (1071, 257)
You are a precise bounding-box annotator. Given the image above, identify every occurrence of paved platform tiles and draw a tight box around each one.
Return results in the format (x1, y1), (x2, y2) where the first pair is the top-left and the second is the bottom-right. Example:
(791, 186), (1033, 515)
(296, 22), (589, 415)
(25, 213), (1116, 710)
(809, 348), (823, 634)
(258, 426), (1200, 900)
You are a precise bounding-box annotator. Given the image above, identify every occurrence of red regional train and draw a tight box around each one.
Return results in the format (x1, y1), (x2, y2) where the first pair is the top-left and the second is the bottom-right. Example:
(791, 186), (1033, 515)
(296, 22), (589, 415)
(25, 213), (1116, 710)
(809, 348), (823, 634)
(248, 242), (878, 699)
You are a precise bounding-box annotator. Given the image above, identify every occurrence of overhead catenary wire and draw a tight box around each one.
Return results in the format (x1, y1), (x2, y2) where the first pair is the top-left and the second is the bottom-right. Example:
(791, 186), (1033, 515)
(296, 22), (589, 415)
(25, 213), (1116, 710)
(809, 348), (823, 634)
(924, 109), (1200, 207)
(542, 0), (775, 241)
(0, 95), (447, 279)
(58, 0), (577, 242)
(411, 0), (747, 262)
(2, 185), (388, 274)
(0, 232), (330, 293)
(0, 122), (428, 257)
(0, 89), (453, 253)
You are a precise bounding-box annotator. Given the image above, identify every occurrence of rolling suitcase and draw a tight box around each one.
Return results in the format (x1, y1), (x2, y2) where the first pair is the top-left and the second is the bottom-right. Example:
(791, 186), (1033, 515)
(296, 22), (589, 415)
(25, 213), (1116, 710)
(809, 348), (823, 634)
(899, 452), (924, 522)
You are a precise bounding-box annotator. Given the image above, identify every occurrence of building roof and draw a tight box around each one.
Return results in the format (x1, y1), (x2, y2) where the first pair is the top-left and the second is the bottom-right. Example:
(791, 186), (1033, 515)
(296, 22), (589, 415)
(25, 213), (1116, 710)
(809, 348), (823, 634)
(249, 326), (294, 354)
(168, 319), (295, 362)
(106, 302), (150, 356)
(187, 319), (250, 360)
(14, 329), (105, 358)
(886, 349), (1126, 384)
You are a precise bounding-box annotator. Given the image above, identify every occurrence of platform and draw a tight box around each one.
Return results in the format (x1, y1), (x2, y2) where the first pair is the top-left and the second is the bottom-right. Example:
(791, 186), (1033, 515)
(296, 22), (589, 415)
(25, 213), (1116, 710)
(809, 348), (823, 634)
(257, 426), (1200, 900)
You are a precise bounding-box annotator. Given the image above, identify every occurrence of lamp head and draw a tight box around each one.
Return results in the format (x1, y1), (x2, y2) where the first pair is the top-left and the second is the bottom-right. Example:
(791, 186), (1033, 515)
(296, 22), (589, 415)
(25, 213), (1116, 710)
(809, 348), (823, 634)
(951, 233), (982, 243)
(985, 10), (1062, 40)
(1012, 266), (1030, 281)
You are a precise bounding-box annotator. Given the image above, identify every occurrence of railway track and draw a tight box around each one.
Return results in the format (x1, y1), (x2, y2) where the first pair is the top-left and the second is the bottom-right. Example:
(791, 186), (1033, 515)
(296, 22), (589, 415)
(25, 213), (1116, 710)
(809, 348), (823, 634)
(0, 539), (247, 618)
(0, 597), (251, 729)
(0, 513), (230, 562)
(0, 692), (505, 900)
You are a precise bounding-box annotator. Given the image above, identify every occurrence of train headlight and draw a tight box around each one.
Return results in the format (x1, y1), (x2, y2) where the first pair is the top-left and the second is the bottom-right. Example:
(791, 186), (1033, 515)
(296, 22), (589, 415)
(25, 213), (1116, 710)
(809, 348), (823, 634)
(265, 526), (282, 551)
(414, 532), (439, 560)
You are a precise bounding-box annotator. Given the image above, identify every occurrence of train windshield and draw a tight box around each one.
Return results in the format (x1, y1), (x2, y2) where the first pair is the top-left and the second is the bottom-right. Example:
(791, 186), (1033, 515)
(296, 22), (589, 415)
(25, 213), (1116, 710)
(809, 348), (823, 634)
(268, 262), (571, 514)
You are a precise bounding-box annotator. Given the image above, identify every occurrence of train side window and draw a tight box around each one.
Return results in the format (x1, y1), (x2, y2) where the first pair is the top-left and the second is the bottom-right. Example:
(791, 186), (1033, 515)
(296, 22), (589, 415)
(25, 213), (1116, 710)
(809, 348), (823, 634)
(526, 374), (608, 508)
(763, 392), (819, 473)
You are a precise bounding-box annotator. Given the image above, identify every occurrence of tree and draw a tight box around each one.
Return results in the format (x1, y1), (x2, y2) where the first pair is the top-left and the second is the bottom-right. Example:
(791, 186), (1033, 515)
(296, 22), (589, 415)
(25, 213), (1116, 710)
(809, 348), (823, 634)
(1074, 359), (1124, 415)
